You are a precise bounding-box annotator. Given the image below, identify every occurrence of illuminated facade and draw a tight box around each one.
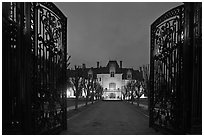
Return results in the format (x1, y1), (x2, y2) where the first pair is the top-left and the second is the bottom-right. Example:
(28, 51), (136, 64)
(67, 60), (143, 100)
(94, 61), (143, 100)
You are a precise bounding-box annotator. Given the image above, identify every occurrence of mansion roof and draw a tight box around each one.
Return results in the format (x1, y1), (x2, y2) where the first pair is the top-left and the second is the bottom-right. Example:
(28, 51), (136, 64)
(68, 60), (143, 81)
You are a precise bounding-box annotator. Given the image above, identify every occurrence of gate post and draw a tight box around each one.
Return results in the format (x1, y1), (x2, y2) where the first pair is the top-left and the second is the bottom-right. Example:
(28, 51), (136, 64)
(21, 3), (33, 134)
(62, 18), (68, 131)
(182, 3), (202, 134)
(149, 25), (155, 128)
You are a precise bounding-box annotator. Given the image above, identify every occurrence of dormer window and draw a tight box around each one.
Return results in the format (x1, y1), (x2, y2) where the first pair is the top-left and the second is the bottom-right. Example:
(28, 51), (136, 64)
(88, 74), (92, 78)
(127, 70), (132, 79)
(109, 63), (116, 74)
(127, 74), (131, 79)
(88, 69), (93, 78)
(110, 72), (114, 77)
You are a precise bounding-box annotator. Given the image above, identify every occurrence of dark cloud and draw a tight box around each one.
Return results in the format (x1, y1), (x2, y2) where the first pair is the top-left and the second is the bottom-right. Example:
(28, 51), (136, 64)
(55, 2), (182, 69)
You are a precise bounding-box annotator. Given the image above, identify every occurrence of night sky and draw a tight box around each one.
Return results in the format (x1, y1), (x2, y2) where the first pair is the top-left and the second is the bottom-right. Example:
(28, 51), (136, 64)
(55, 2), (182, 69)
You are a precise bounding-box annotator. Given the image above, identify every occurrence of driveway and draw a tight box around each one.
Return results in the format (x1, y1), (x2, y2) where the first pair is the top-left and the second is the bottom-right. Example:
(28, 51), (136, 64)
(60, 101), (160, 135)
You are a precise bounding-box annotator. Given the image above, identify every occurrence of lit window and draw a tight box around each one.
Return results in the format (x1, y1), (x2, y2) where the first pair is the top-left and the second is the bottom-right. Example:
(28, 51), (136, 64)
(109, 83), (116, 89)
(110, 72), (114, 77)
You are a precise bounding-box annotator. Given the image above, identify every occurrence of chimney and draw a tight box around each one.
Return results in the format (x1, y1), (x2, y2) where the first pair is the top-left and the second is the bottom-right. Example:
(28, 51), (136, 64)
(139, 67), (142, 72)
(120, 61), (122, 68)
(97, 61), (99, 68)
(82, 63), (86, 69)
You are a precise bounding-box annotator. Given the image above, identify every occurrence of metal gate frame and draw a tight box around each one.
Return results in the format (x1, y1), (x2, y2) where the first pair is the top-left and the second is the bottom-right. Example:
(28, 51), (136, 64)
(149, 3), (202, 134)
(2, 2), (68, 134)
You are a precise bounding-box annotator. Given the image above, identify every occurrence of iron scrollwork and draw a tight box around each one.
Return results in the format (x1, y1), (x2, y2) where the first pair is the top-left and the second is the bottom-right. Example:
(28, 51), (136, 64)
(150, 5), (184, 131)
(39, 8), (62, 55)
(2, 2), (67, 134)
(31, 2), (67, 134)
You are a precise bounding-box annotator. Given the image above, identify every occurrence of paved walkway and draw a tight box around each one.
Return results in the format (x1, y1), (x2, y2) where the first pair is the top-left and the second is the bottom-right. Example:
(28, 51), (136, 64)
(61, 101), (161, 135)
(128, 101), (148, 112)
(67, 101), (93, 111)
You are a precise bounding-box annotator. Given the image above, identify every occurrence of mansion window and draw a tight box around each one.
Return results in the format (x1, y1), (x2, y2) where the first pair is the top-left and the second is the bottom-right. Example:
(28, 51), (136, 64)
(88, 74), (92, 78)
(109, 83), (116, 90)
(110, 72), (114, 77)
(127, 74), (132, 79)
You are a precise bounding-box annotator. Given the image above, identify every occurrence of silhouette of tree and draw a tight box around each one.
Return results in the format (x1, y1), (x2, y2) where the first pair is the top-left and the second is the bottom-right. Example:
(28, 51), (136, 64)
(67, 66), (84, 110)
(125, 80), (144, 106)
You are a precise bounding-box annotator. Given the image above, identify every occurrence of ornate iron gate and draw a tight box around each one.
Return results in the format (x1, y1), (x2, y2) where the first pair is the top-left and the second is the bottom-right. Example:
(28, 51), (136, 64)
(3, 2), (67, 134)
(149, 5), (185, 133)
(150, 3), (202, 134)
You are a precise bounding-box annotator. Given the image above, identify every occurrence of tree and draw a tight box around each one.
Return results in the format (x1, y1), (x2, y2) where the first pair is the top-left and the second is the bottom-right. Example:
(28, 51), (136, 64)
(134, 81), (144, 106)
(124, 84), (131, 100)
(142, 64), (150, 110)
(90, 78), (95, 104)
(121, 87), (126, 100)
(125, 80), (144, 106)
(125, 81), (135, 104)
(94, 82), (103, 100)
(68, 65), (83, 110)
(83, 77), (92, 106)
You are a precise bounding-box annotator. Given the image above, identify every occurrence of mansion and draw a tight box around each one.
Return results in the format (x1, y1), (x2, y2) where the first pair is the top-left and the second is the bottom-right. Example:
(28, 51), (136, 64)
(90, 61), (143, 100)
(67, 60), (144, 100)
